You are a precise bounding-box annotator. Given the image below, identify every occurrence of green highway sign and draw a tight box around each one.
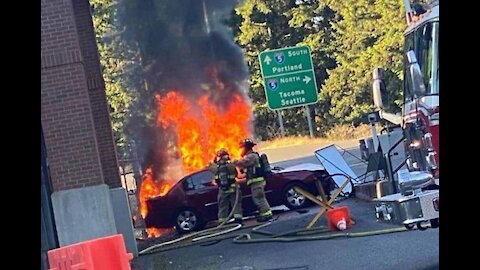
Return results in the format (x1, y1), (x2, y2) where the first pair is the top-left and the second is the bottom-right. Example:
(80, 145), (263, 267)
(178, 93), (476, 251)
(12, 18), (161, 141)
(259, 45), (318, 110)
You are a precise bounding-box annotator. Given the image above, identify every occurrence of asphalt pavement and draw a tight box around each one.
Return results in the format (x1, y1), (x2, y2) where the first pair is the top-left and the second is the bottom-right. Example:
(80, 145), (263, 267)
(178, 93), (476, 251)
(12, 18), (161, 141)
(131, 144), (439, 270)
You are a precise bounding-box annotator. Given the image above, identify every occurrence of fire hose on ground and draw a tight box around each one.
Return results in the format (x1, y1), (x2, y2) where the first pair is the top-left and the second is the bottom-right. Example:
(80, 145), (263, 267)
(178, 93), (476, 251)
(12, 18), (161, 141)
(139, 184), (245, 255)
(231, 173), (415, 243)
(139, 192), (413, 255)
(232, 226), (410, 244)
(139, 216), (412, 255)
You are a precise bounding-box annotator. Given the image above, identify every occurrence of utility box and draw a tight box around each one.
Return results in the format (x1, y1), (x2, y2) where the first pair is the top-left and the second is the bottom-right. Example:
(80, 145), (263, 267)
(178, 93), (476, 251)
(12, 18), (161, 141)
(373, 189), (439, 227)
(374, 170), (439, 228)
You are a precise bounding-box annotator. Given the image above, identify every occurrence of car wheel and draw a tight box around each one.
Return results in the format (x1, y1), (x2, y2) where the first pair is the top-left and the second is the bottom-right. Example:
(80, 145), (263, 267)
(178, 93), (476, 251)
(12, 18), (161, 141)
(283, 183), (311, 210)
(175, 208), (204, 234)
(404, 223), (415, 230)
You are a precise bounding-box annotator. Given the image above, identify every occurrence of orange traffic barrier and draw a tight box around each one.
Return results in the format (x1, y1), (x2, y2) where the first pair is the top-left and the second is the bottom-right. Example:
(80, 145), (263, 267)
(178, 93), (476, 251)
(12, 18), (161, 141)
(326, 206), (352, 231)
(48, 234), (133, 270)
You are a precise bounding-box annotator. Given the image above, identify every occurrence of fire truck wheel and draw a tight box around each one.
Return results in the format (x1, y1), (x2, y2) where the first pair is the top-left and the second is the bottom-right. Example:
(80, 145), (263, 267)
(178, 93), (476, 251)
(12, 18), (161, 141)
(417, 221), (429, 231)
(404, 223), (415, 230)
(175, 208), (204, 234)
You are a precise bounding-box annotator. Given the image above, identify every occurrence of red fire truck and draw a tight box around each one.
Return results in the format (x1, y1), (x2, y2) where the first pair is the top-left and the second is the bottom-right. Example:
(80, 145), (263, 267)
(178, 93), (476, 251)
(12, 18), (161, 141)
(371, 0), (439, 230)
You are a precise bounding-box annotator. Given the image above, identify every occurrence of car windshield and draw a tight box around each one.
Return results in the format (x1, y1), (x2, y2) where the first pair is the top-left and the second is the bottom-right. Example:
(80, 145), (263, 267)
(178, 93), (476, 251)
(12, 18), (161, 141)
(404, 21), (439, 101)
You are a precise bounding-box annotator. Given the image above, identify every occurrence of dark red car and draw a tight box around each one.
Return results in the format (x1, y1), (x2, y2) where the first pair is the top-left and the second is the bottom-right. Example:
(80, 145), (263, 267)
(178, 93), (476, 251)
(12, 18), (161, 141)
(144, 164), (333, 233)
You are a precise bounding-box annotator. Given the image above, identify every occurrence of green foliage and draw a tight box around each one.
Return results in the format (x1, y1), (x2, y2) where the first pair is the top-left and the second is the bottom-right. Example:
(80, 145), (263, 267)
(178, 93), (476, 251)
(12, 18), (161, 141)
(92, 0), (409, 145)
(229, 0), (337, 140)
(320, 0), (405, 123)
(90, 0), (146, 157)
(229, 0), (406, 139)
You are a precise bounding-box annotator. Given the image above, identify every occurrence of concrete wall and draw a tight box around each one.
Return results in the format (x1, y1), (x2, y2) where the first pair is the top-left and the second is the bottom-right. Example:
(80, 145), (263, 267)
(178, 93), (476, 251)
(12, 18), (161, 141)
(354, 182), (377, 201)
(51, 184), (117, 246)
(110, 188), (138, 257)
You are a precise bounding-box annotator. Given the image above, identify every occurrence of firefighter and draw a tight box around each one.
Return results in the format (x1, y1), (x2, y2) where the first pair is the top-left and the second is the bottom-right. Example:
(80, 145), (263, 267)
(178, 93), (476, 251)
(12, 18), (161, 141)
(233, 139), (273, 222)
(208, 149), (243, 225)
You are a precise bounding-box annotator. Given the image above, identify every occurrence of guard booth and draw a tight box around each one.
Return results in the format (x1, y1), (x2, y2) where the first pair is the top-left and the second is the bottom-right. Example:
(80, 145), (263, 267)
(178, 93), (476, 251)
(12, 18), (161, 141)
(41, 127), (58, 270)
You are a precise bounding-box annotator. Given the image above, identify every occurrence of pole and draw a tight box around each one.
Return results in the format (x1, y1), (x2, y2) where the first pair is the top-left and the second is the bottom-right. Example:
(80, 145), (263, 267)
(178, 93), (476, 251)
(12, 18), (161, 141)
(202, 0), (211, 34)
(370, 123), (379, 152)
(305, 105), (314, 137)
(277, 110), (285, 137)
(130, 140), (142, 192)
(120, 162), (128, 190)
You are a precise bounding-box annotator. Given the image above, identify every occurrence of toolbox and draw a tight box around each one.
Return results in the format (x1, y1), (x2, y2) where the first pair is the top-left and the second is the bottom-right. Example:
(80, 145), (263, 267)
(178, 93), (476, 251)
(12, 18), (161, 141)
(373, 189), (439, 226)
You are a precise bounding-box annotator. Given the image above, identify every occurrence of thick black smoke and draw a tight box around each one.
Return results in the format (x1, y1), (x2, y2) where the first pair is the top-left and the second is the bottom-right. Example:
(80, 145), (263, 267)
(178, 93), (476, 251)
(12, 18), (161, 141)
(119, 0), (248, 101)
(118, 0), (250, 176)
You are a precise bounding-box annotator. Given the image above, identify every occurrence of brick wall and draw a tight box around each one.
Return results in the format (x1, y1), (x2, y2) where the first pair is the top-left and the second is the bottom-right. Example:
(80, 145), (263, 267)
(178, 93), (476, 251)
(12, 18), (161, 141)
(41, 0), (104, 191)
(72, 0), (121, 188)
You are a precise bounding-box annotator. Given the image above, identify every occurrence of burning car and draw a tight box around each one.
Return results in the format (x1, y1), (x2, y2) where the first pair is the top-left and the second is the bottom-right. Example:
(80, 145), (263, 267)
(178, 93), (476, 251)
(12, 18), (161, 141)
(144, 163), (333, 233)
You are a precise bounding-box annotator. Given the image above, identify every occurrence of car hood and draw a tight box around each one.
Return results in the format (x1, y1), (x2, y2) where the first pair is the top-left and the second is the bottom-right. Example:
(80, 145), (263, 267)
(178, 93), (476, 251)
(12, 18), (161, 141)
(277, 163), (325, 173)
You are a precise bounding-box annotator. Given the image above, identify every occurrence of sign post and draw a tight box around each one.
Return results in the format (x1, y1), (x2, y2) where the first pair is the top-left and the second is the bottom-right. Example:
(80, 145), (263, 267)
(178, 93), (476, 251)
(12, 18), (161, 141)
(305, 105), (314, 137)
(277, 111), (285, 137)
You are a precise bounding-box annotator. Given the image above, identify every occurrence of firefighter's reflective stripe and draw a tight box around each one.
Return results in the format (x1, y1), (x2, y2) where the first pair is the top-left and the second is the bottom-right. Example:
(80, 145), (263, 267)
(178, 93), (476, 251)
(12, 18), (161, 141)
(247, 176), (265, 186)
(215, 172), (236, 181)
(222, 184), (237, 193)
(214, 174), (236, 180)
(215, 173), (236, 192)
(260, 209), (273, 217)
(246, 152), (263, 180)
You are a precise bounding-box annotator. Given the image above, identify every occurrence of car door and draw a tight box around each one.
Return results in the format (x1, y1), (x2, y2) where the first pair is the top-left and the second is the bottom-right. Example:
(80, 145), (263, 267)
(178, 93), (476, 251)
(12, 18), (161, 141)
(263, 176), (277, 206)
(183, 170), (219, 221)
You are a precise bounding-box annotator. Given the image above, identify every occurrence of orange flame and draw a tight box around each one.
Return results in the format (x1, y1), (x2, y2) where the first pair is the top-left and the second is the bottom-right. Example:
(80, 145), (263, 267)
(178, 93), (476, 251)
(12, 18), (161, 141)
(200, 94), (252, 160)
(139, 167), (159, 219)
(157, 91), (251, 171)
(138, 166), (175, 239)
(138, 167), (173, 218)
(156, 92), (190, 129)
(139, 87), (252, 238)
(146, 227), (170, 238)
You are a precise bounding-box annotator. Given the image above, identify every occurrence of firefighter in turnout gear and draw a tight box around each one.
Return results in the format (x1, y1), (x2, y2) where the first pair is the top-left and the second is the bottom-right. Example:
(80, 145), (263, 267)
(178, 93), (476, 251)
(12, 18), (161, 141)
(208, 149), (243, 225)
(234, 139), (273, 222)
